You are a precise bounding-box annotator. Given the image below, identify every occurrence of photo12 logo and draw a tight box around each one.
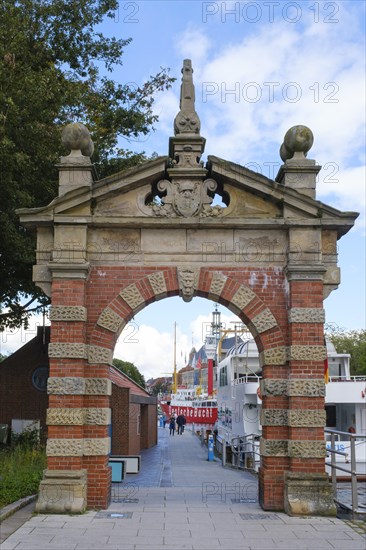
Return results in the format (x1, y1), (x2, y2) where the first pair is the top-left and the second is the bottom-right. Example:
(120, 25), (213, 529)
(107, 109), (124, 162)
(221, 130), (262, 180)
(201, 81), (339, 104)
(201, 2), (340, 24)
(113, 2), (140, 23)
(202, 481), (258, 502)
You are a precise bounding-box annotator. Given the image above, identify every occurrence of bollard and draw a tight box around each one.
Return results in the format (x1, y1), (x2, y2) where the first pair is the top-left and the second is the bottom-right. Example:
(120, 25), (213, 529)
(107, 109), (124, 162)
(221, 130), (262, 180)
(222, 442), (226, 467)
(208, 434), (214, 461)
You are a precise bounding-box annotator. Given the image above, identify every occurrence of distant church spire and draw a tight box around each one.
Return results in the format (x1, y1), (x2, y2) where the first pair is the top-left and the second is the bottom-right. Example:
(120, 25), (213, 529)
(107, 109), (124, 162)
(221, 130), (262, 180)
(174, 59), (201, 136)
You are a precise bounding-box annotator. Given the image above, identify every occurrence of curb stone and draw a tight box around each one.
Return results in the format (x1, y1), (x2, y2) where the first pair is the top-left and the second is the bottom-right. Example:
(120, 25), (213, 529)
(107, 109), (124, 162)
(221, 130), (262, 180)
(0, 494), (37, 522)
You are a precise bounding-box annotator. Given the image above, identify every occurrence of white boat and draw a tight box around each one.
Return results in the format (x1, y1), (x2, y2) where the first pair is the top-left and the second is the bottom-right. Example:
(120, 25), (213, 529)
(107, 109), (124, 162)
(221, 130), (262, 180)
(216, 338), (366, 474)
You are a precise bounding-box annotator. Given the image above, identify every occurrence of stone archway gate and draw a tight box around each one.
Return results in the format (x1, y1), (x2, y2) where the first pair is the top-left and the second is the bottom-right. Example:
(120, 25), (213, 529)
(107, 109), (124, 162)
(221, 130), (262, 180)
(18, 60), (357, 515)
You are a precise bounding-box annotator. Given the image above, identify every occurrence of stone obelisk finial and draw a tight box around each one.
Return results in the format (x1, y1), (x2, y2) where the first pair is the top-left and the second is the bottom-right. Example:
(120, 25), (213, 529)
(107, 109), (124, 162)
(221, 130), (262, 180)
(173, 59), (201, 136)
(169, 60), (205, 167)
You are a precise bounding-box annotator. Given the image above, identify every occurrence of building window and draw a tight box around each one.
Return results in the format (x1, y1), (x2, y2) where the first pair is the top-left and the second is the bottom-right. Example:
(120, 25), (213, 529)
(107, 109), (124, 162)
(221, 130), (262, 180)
(32, 366), (49, 391)
(137, 414), (141, 435)
(219, 366), (227, 387)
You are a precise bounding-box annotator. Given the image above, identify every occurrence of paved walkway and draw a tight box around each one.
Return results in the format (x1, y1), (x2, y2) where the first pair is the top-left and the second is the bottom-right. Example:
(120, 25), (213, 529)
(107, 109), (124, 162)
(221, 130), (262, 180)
(1, 427), (365, 550)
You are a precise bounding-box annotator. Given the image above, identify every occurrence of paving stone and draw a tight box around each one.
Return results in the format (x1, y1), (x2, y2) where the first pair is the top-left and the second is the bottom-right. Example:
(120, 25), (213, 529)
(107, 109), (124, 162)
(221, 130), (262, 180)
(1, 427), (365, 550)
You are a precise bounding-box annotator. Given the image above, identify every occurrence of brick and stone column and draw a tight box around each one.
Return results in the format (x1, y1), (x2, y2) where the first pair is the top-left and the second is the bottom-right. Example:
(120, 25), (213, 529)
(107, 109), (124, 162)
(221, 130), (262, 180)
(36, 124), (112, 512)
(284, 266), (335, 515)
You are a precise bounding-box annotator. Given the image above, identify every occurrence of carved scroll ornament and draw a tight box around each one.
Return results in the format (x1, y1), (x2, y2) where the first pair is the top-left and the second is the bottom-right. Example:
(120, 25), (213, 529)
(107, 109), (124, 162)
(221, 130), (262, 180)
(150, 178), (223, 218)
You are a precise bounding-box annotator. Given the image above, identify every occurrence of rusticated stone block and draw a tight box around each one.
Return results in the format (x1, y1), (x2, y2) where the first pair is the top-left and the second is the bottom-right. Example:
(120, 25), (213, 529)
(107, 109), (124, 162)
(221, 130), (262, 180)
(261, 409), (288, 426)
(36, 469), (87, 514)
(85, 408), (111, 425)
(288, 409), (326, 427)
(49, 305), (87, 322)
(288, 308), (325, 324)
(260, 347), (287, 366)
(47, 408), (84, 425)
(47, 377), (111, 395)
(47, 377), (85, 395)
(250, 308), (278, 334)
(119, 283), (144, 309)
(46, 407), (111, 425)
(289, 345), (327, 361)
(231, 285), (256, 310)
(288, 440), (327, 458)
(97, 307), (125, 333)
(87, 345), (112, 364)
(47, 438), (83, 456)
(46, 437), (110, 456)
(260, 439), (288, 456)
(48, 342), (87, 359)
(148, 271), (167, 296)
(261, 379), (288, 396)
(287, 379), (325, 397)
(209, 272), (227, 297)
(85, 378), (112, 395)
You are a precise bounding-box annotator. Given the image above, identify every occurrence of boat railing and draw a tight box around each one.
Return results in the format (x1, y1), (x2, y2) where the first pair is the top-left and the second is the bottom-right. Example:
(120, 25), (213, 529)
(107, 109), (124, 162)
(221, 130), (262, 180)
(233, 373), (261, 385)
(325, 427), (366, 516)
(227, 433), (261, 471)
(328, 375), (366, 382)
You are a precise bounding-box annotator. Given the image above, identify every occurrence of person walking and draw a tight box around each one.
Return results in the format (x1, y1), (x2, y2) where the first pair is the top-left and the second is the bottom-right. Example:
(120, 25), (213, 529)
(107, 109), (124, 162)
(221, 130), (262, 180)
(162, 413), (167, 428)
(169, 415), (176, 436)
(176, 414), (184, 435)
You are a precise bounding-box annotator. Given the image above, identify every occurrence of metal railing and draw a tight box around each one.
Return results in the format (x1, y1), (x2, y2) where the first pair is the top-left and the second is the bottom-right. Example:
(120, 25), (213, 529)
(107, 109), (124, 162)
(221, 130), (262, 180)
(325, 428), (366, 515)
(328, 375), (366, 382)
(233, 373), (261, 385)
(217, 433), (261, 471)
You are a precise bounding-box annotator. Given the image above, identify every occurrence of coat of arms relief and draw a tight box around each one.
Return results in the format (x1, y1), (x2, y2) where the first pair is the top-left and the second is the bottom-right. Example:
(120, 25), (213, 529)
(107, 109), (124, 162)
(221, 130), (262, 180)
(150, 177), (224, 218)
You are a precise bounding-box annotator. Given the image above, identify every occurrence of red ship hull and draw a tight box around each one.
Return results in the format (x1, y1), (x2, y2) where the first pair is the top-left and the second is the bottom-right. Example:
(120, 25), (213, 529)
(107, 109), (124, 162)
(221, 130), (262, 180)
(160, 402), (217, 424)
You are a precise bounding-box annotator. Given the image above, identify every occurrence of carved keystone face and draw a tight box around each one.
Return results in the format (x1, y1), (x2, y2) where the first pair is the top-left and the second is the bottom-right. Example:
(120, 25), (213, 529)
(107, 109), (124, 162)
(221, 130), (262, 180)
(178, 268), (198, 302)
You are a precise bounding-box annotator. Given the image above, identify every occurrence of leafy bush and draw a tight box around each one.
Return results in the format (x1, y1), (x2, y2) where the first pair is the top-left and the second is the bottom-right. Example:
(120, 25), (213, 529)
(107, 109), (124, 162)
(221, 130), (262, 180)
(0, 431), (46, 508)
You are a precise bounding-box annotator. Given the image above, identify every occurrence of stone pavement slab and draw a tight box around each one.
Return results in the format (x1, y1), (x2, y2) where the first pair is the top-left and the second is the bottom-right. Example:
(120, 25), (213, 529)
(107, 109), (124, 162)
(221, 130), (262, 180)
(1, 427), (366, 550)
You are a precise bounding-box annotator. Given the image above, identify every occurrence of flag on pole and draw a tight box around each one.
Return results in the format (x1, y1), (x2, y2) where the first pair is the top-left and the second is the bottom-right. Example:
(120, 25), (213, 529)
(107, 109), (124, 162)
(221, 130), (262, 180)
(324, 356), (329, 384)
(197, 356), (202, 369)
(324, 338), (329, 383)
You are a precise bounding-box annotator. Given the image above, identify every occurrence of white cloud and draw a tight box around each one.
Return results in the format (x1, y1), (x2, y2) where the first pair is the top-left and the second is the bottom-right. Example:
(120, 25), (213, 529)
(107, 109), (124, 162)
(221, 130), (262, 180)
(114, 310), (243, 380)
(175, 26), (212, 65)
(114, 322), (190, 380)
(318, 165), (366, 229)
(170, 14), (365, 223)
(0, 313), (50, 356)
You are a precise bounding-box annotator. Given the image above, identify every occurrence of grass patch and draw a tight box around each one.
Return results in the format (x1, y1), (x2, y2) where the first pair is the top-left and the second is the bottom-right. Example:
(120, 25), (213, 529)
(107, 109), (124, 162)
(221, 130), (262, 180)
(0, 432), (46, 508)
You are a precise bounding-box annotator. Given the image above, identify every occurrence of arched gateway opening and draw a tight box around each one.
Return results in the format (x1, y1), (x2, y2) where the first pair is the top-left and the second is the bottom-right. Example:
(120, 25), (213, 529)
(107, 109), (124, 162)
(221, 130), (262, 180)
(18, 60), (357, 515)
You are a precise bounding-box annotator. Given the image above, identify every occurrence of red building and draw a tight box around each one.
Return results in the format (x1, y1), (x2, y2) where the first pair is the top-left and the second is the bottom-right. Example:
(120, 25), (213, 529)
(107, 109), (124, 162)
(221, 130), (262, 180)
(0, 327), (157, 454)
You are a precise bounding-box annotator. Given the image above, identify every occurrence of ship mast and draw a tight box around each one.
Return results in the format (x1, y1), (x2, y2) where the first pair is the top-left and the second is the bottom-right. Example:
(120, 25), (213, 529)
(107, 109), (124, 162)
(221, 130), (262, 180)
(173, 321), (177, 393)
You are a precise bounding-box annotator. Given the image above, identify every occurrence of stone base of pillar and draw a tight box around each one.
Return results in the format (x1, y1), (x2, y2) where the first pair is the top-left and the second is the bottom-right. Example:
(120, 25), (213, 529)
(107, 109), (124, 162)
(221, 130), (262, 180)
(284, 472), (336, 516)
(35, 469), (87, 514)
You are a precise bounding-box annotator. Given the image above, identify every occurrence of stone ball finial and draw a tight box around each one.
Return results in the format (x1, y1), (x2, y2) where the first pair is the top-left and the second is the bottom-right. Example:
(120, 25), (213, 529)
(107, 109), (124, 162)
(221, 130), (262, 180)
(61, 122), (94, 157)
(280, 125), (313, 162)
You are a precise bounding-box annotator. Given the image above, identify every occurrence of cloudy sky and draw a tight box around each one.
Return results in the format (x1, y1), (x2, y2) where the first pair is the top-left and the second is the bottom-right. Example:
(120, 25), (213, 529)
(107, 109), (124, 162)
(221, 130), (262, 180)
(1, 1), (365, 380)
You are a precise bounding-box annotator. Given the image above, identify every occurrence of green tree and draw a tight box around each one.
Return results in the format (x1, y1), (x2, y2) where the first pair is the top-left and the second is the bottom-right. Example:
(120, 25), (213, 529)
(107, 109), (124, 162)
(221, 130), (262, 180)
(327, 328), (366, 375)
(112, 358), (146, 389)
(0, 0), (174, 329)
(150, 379), (171, 396)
